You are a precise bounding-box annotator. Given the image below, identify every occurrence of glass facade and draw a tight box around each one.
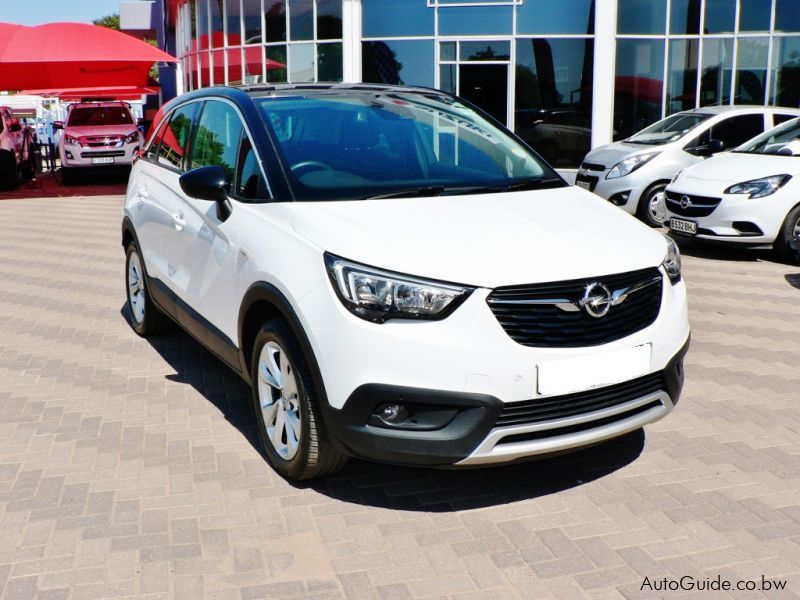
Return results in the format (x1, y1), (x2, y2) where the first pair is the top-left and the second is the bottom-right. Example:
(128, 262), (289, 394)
(173, 0), (800, 166)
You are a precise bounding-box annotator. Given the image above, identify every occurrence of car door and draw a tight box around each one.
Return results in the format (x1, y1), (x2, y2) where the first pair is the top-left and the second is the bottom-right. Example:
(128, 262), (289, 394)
(178, 99), (263, 344)
(131, 101), (200, 294)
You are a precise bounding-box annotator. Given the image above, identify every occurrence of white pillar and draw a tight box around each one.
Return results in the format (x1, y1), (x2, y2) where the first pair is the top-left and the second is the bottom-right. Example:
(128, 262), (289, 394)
(591, 0), (617, 149)
(176, 61), (185, 96)
(342, 0), (362, 83)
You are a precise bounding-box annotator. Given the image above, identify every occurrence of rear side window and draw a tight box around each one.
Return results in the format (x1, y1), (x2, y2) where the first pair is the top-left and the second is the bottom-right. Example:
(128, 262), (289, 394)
(188, 100), (244, 188)
(774, 113), (798, 126)
(710, 114), (765, 149)
(158, 103), (198, 170)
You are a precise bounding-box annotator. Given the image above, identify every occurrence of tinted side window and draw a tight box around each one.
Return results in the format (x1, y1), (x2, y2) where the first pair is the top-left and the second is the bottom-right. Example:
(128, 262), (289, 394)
(189, 100), (244, 188)
(235, 133), (267, 201)
(146, 118), (169, 161)
(711, 114), (765, 148)
(158, 103), (198, 170)
(774, 113), (798, 126)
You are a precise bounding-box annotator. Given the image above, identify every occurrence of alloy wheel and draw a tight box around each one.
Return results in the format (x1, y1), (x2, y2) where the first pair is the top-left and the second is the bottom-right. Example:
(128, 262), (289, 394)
(257, 341), (302, 460)
(127, 251), (145, 324)
(648, 190), (667, 224)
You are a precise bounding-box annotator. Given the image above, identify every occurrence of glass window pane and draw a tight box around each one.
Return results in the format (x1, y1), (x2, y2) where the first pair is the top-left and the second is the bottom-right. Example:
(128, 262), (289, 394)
(158, 103), (198, 170)
(362, 40), (435, 87)
(515, 38), (594, 167)
(439, 64), (456, 94)
(517, 0), (595, 35)
(190, 101), (244, 187)
(190, 1), (198, 51)
(317, 42), (343, 82)
(617, 0), (666, 34)
(459, 41), (510, 62)
(289, 42), (314, 81)
(440, 42), (456, 62)
(236, 134), (267, 201)
(362, 0), (434, 37)
(710, 113), (764, 147)
(289, 0), (314, 40)
(210, 0), (224, 46)
(198, 0), (209, 49)
(670, 0), (701, 34)
(244, 45), (264, 83)
(210, 48), (225, 84)
(776, 0), (800, 32)
(740, 0), (772, 31)
(243, 0), (262, 44)
(667, 39), (699, 114)
(700, 38), (733, 105)
(265, 1), (287, 42)
(438, 6), (513, 35)
(317, 0), (342, 40)
(614, 39), (665, 139)
(703, 0), (735, 33)
(227, 48), (244, 84)
(734, 37), (769, 104)
(770, 36), (800, 106)
(225, 0), (241, 44)
(267, 45), (288, 82)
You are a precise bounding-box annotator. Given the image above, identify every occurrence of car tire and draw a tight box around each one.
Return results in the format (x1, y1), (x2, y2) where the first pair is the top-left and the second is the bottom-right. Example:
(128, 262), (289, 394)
(250, 319), (347, 480)
(0, 150), (17, 190)
(125, 242), (168, 336)
(773, 204), (800, 264)
(637, 182), (668, 228)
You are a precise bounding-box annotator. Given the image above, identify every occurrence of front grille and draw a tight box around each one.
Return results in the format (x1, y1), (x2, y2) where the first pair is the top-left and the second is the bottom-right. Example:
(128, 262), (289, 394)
(580, 162), (606, 172)
(487, 268), (663, 348)
(84, 136), (124, 148)
(496, 372), (665, 428)
(80, 150), (125, 158)
(665, 191), (721, 217)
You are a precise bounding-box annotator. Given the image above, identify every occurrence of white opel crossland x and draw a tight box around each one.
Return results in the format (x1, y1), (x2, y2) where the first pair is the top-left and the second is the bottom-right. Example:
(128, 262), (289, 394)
(123, 85), (690, 480)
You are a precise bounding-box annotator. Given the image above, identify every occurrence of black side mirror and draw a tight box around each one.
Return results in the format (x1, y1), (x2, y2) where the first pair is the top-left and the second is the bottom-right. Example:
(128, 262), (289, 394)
(708, 139), (725, 154)
(52, 121), (64, 130)
(8, 118), (21, 133)
(179, 165), (232, 221)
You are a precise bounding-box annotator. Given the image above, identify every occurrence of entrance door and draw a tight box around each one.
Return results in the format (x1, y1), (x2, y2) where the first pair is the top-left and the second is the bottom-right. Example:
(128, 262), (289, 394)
(459, 64), (509, 124)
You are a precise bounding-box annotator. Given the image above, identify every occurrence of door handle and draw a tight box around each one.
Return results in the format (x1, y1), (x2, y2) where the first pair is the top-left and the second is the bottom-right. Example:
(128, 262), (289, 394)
(171, 212), (186, 231)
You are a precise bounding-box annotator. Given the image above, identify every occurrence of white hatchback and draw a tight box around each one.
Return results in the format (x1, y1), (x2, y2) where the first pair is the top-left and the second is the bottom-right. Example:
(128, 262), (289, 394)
(122, 85), (690, 480)
(665, 117), (800, 262)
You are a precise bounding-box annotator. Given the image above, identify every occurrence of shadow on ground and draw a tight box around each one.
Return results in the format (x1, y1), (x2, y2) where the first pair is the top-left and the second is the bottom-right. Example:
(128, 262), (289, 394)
(122, 305), (646, 512)
(0, 169), (129, 200)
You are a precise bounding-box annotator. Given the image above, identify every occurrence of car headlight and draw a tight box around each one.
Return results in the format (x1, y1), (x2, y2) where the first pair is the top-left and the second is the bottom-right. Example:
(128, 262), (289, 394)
(124, 132), (139, 144)
(724, 174), (791, 199)
(64, 134), (81, 147)
(606, 152), (660, 179)
(661, 236), (681, 284)
(324, 253), (473, 323)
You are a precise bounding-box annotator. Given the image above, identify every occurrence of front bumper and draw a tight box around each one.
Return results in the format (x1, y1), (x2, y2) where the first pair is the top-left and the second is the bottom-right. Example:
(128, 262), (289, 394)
(60, 142), (139, 168)
(578, 167), (651, 215)
(323, 337), (689, 466)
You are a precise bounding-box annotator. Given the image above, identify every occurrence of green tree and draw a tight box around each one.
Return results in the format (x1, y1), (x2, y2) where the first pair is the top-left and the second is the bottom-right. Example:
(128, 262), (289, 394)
(92, 14), (120, 30)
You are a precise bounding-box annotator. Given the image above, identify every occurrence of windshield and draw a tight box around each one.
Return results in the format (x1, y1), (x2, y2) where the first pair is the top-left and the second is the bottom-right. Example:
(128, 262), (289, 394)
(627, 113), (712, 145)
(67, 106), (133, 127)
(256, 92), (562, 201)
(735, 117), (800, 156)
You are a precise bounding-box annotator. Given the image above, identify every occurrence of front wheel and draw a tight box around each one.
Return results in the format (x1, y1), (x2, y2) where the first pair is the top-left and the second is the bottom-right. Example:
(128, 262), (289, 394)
(125, 243), (167, 336)
(774, 205), (800, 264)
(250, 320), (346, 480)
(637, 183), (668, 228)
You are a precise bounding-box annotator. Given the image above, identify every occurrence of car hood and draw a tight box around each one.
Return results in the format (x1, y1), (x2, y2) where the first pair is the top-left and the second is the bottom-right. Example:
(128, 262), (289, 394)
(583, 141), (663, 168)
(683, 152), (800, 184)
(288, 187), (668, 289)
(64, 124), (138, 137)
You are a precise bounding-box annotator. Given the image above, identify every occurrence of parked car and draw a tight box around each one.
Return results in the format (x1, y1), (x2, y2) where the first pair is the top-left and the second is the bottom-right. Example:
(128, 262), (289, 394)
(0, 106), (35, 190)
(665, 117), (800, 262)
(55, 101), (144, 184)
(122, 84), (690, 480)
(578, 106), (800, 227)
(515, 109), (592, 167)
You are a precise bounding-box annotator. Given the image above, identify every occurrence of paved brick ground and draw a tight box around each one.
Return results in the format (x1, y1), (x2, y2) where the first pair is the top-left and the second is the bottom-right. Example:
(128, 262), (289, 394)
(1, 195), (800, 599)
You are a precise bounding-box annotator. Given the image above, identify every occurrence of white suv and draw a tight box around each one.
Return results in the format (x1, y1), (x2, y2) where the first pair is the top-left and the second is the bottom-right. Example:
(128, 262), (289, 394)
(55, 102), (143, 183)
(123, 85), (690, 480)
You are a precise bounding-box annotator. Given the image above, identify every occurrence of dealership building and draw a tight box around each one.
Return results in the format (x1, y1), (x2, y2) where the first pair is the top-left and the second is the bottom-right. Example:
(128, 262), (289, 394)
(126, 0), (800, 167)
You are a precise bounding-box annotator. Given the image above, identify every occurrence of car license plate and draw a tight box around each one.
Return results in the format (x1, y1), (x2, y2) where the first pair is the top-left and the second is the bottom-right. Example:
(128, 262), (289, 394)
(576, 180), (592, 190)
(669, 217), (697, 235)
(537, 344), (652, 396)
(91, 157), (114, 165)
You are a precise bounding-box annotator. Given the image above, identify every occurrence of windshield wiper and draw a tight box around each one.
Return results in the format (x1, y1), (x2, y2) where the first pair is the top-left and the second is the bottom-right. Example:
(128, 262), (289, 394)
(364, 186), (447, 199)
(461, 177), (565, 194)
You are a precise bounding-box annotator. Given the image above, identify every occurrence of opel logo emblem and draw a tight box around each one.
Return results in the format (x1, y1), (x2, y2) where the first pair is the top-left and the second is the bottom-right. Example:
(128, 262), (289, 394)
(680, 195), (692, 209)
(580, 282), (613, 318)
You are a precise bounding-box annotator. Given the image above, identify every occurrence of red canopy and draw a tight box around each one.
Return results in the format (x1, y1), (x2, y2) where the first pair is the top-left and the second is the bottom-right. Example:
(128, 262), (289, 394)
(0, 22), (177, 91)
(20, 85), (160, 101)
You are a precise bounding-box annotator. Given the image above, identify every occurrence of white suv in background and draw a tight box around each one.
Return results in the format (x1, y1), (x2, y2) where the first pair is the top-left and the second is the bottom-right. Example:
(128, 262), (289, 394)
(56, 102), (143, 183)
(122, 85), (690, 480)
(578, 106), (800, 227)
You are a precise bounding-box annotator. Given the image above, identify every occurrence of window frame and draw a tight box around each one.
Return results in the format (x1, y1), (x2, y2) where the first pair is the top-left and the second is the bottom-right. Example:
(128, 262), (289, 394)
(155, 100), (203, 174)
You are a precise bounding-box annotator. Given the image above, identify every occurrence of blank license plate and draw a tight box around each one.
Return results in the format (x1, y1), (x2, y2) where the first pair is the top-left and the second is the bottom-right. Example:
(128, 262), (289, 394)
(91, 157), (114, 165)
(537, 344), (652, 396)
(669, 217), (697, 235)
(576, 180), (592, 190)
